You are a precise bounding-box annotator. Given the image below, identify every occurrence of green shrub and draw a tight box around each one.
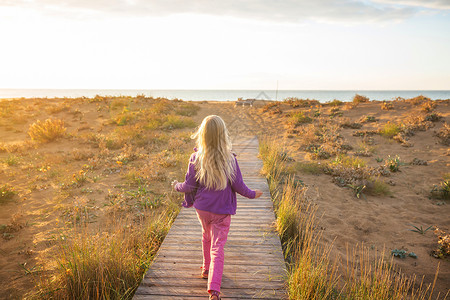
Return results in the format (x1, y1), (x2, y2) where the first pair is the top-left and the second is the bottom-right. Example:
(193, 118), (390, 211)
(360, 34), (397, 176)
(325, 99), (343, 107)
(290, 111), (312, 125)
(110, 99), (129, 110)
(175, 103), (199, 116)
(431, 179), (450, 200)
(366, 178), (391, 196)
(4, 155), (20, 166)
(332, 154), (366, 168)
(379, 122), (401, 138)
(161, 115), (196, 130)
(385, 155), (400, 172)
(290, 161), (324, 175)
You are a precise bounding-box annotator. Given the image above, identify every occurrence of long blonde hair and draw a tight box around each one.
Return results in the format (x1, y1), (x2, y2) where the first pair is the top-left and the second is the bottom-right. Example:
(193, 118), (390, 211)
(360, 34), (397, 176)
(191, 115), (236, 190)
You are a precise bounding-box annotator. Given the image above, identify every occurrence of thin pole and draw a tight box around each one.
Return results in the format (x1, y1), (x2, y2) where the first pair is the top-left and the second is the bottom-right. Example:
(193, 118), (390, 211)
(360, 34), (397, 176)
(275, 80), (279, 101)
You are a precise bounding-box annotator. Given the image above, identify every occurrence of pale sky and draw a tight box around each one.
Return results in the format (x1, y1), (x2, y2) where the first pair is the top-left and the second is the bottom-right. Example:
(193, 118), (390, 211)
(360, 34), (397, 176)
(0, 0), (449, 90)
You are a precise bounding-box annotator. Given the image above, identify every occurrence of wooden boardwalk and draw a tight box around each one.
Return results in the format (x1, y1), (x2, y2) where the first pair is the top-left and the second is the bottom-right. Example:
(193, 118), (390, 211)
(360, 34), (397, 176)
(134, 136), (286, 299)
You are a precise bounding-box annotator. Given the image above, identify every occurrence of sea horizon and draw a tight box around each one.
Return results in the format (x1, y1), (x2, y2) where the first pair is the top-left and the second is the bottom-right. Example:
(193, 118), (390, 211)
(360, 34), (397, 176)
(1, 88), (450, 102)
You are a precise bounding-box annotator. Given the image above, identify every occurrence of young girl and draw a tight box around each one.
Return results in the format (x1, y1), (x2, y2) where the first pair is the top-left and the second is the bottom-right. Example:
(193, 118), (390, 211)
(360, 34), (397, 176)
(172, 115), (263, 300)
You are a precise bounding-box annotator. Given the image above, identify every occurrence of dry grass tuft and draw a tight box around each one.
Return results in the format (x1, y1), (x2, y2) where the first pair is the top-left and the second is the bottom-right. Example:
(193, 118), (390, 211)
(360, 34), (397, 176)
(36, 212), (175, 299)
(435, 123), (450, 145)
(28, 119), (67, 143)
(381, 101), (394, 110)
(0, 184), (16, 203)
(421, 100), (437, 112)
(353, 94), (370, 103)
(407, 95), (431, 105)
(284, 97), (320, 108)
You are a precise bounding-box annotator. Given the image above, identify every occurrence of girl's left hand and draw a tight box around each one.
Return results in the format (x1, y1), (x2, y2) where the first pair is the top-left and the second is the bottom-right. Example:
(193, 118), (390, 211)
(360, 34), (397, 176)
(171, 180), (179, 189)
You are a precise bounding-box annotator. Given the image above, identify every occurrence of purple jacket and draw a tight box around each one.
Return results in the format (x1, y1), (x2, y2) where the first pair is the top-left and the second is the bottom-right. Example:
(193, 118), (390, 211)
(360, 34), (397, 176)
(175, 151), (256, 215)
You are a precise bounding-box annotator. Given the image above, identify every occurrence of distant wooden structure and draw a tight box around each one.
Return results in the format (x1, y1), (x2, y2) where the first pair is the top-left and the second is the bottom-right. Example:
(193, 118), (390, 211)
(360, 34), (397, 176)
(235, 91), (272, 107)
(234, 98), (256, 107)
(133, 136), (286, 299)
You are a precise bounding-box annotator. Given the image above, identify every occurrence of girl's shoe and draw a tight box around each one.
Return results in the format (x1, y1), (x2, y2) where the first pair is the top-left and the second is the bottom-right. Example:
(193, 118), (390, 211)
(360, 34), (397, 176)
(201, 268), (209, 279)
(209, 290), (220, 300)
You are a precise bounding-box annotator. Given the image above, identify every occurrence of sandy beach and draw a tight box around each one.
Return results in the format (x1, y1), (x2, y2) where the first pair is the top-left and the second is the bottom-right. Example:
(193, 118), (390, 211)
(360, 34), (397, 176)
(0, 96), (449, 298)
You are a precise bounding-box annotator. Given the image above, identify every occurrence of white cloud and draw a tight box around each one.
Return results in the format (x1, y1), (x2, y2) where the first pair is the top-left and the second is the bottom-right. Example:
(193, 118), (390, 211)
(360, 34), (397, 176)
(373, 0), (450, 10)
(0, 0), (426, 23)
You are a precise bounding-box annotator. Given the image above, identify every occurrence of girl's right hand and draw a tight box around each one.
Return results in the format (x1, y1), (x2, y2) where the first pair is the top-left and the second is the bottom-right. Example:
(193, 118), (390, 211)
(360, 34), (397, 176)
(254, 189), (263, 198)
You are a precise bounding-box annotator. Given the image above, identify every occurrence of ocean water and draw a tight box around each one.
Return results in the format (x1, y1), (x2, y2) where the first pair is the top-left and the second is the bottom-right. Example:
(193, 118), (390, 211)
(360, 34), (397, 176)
(1, 89), (449, 102)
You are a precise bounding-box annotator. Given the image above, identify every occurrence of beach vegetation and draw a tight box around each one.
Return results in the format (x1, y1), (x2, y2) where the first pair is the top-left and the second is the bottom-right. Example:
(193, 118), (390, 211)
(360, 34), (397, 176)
(421, 100), (436, 112)
(340, 118), (362, 129)
(262, 102), (282, 113)
(379, 122), (401, 138)
(365, 178), (391, 196)
(145, 114), (196, 131)
(284, 97), (320, 108)
(161, 115), (196, 130)
(174, 102), (199, 116)
(113, 107), (139, 126)
(352, 94), (370, 103)
(385, 155), (401, 172)
(354, 141), (376, 157)
(424, 112), (442, 122)
(381, 101), (394, 110)
(259, 139), (436, 300)
(409, 225), (433, 235)
(46, 103), (71, 114)
(290, 111), (312, 126)
(36, 212), (174, 299)
(431, 227), (450, 259)
(0, 184), (16, 203)
(329, 107), (343, 118)
(110, 98), (130, 110)
(347, 183), (366, 198)
(325, 99), (343, 107)
(430, 177), (450, 200)
(4, 154), (20, 166)
(0, 140), (35, 153)
(407, 95), (431, 105)
(288, 161), (324, 175)
(360, 115), (377, 123)
(332, 154), (366, 168)
(435, 122), (450, 145)
(28, 118), (67, 143)
(306, 146), (331, 160)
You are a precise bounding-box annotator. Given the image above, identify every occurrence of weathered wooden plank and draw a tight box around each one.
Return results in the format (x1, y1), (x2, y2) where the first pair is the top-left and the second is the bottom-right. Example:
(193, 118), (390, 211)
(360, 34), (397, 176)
(154, 256), (283, 266)
(147, 260), (285, 274)
(161, 236), (281, 245)
(134, 296), (281, 300)
(142, 269), (285, 281)
(155, 248), (283, 258)
(135, 286), (285, 299)
(165, 231), (278, 238)
(139, 276), (284, 289)
(158, 245), (282, 254)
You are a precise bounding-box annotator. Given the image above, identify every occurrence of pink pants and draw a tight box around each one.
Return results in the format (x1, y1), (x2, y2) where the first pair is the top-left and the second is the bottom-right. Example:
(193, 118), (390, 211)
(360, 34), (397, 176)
(195, 209), (231, 293)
